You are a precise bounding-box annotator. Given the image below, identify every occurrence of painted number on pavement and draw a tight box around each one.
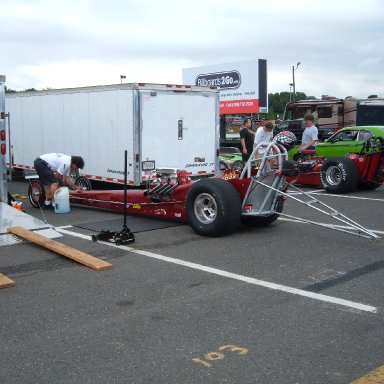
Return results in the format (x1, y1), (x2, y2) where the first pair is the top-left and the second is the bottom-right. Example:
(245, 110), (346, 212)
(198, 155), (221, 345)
(192, 344), (248, 368)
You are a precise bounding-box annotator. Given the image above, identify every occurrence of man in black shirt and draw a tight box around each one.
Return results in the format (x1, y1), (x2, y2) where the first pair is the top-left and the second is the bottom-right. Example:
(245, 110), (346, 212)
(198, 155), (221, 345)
(240, 118), (255, 162)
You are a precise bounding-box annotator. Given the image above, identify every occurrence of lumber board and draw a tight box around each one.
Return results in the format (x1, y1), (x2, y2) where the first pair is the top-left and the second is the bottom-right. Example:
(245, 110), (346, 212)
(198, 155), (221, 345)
(0, 273), (16, 288)
(8, 226), (112, 271)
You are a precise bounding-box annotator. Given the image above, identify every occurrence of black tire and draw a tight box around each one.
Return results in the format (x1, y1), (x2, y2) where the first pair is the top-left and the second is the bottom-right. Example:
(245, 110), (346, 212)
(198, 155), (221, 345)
(232, 160), (244, 171)
(293, 152), (301, 161)
(358, 178), (383, 190)
(69, 169), (80, 184)
(241, 196), (284, 227)
(219, 161), (228, 170)
(320, 157), (359, 194)
(75, 176), (92, 190)
(28, 179), (46, 208)
(186, 178), (241, 236)
(358, 181), (383, 191)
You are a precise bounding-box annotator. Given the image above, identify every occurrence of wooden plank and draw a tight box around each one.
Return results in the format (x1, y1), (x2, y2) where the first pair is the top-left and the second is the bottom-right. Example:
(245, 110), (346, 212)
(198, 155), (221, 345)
(0, 273), (16, 288)
(8, 226), (112, 271)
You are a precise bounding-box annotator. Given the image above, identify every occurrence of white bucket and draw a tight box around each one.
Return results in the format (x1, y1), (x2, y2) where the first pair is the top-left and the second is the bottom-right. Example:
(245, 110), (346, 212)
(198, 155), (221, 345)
(54, 187), (70, 214)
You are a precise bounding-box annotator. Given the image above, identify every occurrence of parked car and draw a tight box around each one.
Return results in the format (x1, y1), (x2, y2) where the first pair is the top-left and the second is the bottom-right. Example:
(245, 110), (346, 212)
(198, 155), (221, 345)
(274, 119), (333, 142)
(287, 125), (384, 159)
(274, 119), (305, 142)
(219, 147), (244, 171)
(315, 126), (384, 157)
(287, 126), (384, 193)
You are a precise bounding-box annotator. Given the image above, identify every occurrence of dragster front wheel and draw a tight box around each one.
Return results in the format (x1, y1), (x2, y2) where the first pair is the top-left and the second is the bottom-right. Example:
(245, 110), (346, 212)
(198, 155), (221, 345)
(186, 178), (241, 236)
(75, 176), (92, 190)
(241, 196), (284, 227)
(28, 179), (46, 208)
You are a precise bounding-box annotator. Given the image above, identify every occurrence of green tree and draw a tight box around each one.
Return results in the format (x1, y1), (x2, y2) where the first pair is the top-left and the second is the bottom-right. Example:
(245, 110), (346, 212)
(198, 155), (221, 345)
(5, 86), (17, 93)
(268, 91), (309, 119)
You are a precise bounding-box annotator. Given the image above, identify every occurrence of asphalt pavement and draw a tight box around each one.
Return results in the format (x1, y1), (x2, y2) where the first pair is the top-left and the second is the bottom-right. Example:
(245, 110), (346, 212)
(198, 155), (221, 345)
(1, 179), (383, 384)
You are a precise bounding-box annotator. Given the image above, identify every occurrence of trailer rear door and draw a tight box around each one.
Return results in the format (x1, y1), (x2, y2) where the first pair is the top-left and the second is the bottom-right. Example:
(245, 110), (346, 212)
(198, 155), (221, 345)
(139, 89), (218, 181)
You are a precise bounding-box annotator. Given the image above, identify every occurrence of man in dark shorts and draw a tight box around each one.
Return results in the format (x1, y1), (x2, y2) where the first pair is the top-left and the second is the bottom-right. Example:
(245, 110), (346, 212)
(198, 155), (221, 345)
(33, 153), (84, 210)
(240, 118), (255, 162)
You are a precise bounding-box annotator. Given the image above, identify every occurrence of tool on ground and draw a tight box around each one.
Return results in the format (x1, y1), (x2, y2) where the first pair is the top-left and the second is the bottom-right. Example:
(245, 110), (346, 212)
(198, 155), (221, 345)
(92, 151), (135, 245)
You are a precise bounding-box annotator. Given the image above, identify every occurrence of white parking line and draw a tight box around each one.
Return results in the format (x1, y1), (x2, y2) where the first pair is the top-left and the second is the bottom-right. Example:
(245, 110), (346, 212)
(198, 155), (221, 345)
(56, 226), (378, 314)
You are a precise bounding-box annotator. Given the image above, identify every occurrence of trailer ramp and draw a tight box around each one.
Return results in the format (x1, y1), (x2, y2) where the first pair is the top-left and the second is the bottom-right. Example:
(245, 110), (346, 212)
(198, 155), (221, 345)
(0, 202), (62, 247)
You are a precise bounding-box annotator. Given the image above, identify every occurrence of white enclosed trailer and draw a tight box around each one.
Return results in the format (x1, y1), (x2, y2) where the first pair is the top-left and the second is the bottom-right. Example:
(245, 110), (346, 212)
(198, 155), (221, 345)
(6, 83), (219, 185)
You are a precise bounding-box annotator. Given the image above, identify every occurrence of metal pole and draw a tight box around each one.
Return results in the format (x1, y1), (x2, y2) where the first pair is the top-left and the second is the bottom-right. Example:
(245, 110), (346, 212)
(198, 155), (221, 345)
(292, 66), (296, 101)
(123, 150), (127, 228)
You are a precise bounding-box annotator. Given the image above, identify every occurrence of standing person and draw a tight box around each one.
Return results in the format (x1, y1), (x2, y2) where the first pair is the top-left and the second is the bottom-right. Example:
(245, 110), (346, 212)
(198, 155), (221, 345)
(254, 122), (274, 157)
(300, 114), (318, 157)
(33, 153), (84, 210)
(240, 118), (255, 162)
(260, 117), (268, 127)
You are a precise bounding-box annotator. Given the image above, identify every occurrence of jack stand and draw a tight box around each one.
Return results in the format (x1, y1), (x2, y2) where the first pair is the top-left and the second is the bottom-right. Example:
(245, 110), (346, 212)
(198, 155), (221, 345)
(92, 150), (135, 246)
(92, 226), (135, 246)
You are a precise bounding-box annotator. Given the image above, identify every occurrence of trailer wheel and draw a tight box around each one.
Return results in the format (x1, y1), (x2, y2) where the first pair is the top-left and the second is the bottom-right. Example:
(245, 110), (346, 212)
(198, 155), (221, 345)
(320, 157), (359, 194)
(75, 176), (92, 190)
(241, 196), (284, 227)
(186, 178), (241, 236)
(28, 180), (46, 208)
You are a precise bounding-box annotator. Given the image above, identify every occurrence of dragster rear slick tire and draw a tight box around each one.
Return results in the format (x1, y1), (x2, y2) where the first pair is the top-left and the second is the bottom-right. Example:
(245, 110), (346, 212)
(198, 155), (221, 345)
(320, 157), (359, 194)
(186, 178), (241, 236)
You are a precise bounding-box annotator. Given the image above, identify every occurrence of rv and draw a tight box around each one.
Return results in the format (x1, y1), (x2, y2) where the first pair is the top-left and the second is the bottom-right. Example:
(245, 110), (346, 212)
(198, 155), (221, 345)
(283, 96), (384, 141)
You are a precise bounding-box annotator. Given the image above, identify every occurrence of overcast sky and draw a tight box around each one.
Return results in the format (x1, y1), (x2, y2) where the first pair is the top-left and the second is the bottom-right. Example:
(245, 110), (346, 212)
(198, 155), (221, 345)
(1, 0), (383, 98)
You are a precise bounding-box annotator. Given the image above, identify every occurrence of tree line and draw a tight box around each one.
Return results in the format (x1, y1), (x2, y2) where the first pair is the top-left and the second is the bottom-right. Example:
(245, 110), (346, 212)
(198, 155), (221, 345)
(268, 91), (311, 119)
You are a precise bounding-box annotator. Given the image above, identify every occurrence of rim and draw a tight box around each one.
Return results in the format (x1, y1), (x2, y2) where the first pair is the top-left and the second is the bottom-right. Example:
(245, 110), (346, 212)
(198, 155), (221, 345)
(76, 177), (90, 190)
(69, 169), (79, 183)
(30, 183), (44, 205)
(194, 193), (217, 224)
(325, 165), (342, 186)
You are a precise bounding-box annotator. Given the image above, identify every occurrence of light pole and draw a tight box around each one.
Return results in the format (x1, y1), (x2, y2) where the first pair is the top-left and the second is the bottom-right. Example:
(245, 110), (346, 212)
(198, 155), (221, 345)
(292, 62), (300, 101)
(289, 83), (294, 101)
(120, 75), (126, 84)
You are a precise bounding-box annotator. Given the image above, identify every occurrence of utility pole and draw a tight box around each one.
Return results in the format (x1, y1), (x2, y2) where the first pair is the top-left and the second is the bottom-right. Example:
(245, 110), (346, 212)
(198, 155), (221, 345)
(292, 62), (301, 101)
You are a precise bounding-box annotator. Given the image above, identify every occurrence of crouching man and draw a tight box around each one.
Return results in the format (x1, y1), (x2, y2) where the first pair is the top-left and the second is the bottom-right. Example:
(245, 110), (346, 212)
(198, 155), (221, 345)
(33, 153), (84, 210)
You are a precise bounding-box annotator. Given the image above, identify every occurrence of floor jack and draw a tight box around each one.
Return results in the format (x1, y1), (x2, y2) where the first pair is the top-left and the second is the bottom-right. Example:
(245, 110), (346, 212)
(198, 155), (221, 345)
(92, 151), (135, 246)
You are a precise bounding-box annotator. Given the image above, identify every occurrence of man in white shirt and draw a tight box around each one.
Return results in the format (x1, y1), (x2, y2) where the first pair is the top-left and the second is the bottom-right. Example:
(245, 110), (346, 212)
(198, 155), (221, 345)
(254, 122), (274, 157)
(33, 153), (84, 210)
